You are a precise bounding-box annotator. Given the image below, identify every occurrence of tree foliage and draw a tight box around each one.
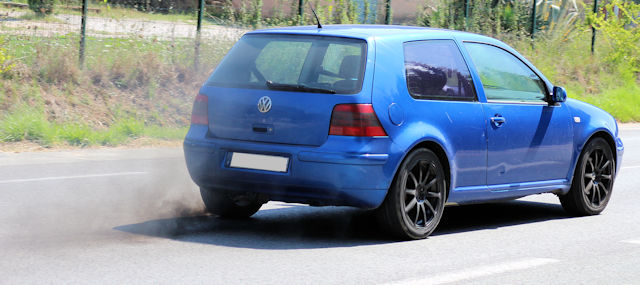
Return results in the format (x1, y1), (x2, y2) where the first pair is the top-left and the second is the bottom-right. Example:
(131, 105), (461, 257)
(28, 0), (55, 16)
(589, 0), (640, 72)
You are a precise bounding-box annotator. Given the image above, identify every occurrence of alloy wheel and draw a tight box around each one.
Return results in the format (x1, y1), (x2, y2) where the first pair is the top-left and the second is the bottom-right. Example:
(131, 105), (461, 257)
(582, 148), (614, 208)
(402, 160), (443, 229)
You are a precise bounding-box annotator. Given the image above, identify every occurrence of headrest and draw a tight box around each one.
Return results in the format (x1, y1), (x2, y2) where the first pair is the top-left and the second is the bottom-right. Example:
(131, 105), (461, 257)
(339, 55), (360, 79)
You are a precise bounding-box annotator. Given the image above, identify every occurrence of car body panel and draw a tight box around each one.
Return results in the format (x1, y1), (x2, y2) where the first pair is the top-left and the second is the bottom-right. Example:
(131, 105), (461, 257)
(202, 34), (376, 147)
(482, 103), (574, 185)
(370, 35), (488, 197)
(564, 98), (624, 181)
(184, 25), (623, 208)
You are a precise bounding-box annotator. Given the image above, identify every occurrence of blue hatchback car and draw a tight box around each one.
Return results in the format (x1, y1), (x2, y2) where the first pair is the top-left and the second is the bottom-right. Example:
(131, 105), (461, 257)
(184, 25), (624, 239)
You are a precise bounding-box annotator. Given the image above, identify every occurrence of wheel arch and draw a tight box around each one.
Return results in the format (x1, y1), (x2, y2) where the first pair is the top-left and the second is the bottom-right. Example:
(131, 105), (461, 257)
(568, 129), (618, 187)
(393, 140), (452, 201)
(588, 131), (618, 164)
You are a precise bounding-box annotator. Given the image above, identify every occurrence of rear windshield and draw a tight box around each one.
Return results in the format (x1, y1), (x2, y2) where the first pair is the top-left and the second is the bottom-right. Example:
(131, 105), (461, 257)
(206, 34), (367, 94)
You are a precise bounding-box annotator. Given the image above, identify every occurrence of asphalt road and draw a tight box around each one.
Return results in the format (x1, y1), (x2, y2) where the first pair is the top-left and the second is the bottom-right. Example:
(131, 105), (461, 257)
(1, 125), (639, 284)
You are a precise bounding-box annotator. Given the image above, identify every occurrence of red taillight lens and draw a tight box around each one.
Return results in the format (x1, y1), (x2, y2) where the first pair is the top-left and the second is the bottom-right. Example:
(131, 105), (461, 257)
(329, 104), (387, 137)
(190, 94), (208, 125)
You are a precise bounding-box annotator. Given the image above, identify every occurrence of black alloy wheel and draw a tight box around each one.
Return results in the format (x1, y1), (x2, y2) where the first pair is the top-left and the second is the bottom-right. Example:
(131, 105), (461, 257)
(560, 137), (615, 215)
(378, 148), (446, 240)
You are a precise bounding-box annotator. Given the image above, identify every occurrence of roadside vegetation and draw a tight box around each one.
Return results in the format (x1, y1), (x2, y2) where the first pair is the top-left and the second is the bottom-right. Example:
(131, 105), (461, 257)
(420, 0), (640, 122)
(0, 32), (234, 147)
(0, 0), (638, 149)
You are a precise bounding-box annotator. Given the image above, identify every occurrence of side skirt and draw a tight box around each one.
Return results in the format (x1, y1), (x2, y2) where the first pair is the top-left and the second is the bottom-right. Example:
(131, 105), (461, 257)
(448, 179), (571, 204)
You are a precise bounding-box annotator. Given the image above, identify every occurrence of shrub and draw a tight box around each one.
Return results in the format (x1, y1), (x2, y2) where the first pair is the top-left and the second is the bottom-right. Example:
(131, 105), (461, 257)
(28, 0), (55, 16)
(588, 0), (640, 73)
(0, 41), (13, 77)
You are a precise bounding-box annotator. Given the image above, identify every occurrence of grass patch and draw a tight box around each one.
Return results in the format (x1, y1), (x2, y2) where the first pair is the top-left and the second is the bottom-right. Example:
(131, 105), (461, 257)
(0, 104), (188, 147)
(0, 30), (233, 148)
(508, 29), (640, 123)
(0, 105), (56, 146)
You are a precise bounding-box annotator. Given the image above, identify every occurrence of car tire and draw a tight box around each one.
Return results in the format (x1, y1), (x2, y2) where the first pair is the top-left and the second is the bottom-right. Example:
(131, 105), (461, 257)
(200, 188), (263, 218)
(378, 148), (447, 240)
(560, 137), (615, 216)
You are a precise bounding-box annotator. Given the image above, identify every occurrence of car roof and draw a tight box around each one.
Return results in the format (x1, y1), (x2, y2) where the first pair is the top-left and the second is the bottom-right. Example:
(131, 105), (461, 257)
(247, 24), (495, 43)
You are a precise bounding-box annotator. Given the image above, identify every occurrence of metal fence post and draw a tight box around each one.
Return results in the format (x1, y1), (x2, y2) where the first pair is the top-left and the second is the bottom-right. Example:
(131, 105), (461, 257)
(530, 0), (536, 39)
(591, 0), (598, 54)
(385, 0), (392, 24)
(299, 0), (304, 25)
(464, 0), (469, 31)
(79, 0), (88, 67)
(195, 0), (204, 70)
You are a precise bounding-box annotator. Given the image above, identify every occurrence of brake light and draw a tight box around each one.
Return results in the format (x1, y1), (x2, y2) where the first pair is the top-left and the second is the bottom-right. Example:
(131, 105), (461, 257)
(329, 104), (387, 137)
(190, 94), (208, 125)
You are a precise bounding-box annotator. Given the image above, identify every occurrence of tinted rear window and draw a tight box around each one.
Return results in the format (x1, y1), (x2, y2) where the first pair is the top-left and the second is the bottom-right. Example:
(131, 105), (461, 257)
(404, 40), (476, 101)
(207, 34), (367, 94)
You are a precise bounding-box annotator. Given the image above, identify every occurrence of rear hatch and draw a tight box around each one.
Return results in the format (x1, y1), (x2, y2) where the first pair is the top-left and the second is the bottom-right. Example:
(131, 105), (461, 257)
(201, 33), (369, 146)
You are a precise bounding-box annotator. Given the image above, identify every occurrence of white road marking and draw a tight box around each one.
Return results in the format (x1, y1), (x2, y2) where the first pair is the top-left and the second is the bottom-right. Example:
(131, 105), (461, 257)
(388, 258), (560, 285)
(0, 172), (149, 184)
(622, 165), (640, 170)
(621, 239), (640, 245)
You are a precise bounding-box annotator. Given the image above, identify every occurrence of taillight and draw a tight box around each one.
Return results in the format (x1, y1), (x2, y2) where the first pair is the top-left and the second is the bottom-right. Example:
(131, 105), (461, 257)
(329, 104), (387, 137)
(190, 94), (208, 125)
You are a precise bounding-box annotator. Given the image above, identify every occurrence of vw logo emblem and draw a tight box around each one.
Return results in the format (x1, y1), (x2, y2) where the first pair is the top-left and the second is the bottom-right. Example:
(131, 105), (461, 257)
(257, 96), (272, 113)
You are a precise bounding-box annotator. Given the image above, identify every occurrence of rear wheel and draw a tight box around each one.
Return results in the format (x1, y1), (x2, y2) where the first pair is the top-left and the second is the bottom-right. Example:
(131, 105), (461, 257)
(200, 188), (263, 218)
(560, 137), (615, 215)
(378, 148), (446, 240)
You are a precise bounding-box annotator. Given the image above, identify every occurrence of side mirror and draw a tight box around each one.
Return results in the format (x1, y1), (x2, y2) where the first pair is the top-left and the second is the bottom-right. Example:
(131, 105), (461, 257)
(551, 86), (567, 103)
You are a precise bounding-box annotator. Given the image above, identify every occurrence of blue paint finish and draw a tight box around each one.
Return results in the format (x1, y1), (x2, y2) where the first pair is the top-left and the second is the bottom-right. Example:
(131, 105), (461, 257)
(450, 179), (570, 203)
(482, 103), (573, 185)
(370, 36), (487, 196)
(184, 25), (623, 208)
(388, 103), (404, 126)
(564, 98), (624, 179)
(298, 151), (388, 165)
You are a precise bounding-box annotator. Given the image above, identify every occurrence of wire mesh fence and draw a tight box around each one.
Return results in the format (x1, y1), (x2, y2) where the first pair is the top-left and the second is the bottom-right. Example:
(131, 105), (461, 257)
(0, 0), (615, 74)
(1, 0), (637, 138)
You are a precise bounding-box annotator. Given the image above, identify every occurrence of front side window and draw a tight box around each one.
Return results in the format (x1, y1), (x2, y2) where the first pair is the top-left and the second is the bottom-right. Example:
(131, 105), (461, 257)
(207, 34), (367, 94)
(464, 43), (547, 102)
(404, 40), (476, 101)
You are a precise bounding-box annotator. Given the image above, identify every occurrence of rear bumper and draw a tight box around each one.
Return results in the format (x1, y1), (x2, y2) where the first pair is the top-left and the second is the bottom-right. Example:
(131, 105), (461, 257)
(183, 126), (394, 209)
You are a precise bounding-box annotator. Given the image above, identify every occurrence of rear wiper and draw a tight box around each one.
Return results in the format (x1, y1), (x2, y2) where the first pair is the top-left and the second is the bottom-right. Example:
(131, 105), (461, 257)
(266, 81), (336, 94)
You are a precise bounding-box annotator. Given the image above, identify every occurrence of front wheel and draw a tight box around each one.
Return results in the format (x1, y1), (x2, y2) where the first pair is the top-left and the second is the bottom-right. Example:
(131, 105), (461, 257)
(200, 188), (263, 219)
(560, 137), (615, 216)
(378, 148), (447, 240)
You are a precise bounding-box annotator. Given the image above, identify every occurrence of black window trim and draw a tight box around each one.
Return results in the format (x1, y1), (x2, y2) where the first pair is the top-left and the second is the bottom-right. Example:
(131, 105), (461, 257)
(462, 41), (552, 104)
(402, 39), (479, 102)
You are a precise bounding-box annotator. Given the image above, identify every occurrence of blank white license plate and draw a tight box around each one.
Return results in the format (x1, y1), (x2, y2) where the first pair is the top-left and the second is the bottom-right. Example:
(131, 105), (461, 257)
(229, 152), (289, 173)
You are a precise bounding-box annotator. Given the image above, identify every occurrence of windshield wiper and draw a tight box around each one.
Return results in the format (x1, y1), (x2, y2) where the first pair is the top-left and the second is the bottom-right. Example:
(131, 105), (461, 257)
(266, 81), (336, 94)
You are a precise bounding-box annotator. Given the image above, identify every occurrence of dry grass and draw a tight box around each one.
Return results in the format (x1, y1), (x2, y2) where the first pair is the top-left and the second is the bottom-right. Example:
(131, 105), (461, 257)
(0, 33), (236, 147)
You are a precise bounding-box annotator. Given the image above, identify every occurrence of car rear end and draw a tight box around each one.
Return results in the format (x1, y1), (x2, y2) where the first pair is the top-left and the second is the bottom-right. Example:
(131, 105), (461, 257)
(183, 30), (394, 208)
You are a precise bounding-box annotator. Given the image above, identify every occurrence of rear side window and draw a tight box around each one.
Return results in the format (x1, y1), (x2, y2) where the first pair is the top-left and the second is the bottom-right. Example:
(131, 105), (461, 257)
(464, 43), (547, 102)
(207, 34), (367, 94)
(404, 40), (476, 101)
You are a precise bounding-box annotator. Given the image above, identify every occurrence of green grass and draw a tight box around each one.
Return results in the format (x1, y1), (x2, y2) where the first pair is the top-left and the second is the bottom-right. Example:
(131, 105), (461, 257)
(509, 30), (640, 122)
(1, 2), (639, 151)
(0, 32), (228, 148)
(0, 105), (187, 146)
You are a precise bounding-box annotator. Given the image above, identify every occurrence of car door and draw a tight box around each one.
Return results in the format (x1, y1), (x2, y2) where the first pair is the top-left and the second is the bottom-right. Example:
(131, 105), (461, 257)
(464, 42), (573, 186)
(399, 40), (487, 188)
